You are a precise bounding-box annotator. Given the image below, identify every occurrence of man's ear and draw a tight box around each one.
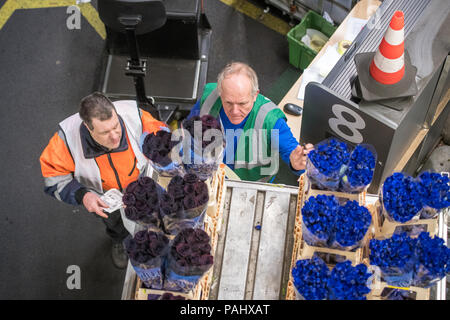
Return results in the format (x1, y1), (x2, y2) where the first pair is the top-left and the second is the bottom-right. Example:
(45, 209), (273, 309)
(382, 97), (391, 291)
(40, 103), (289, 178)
(83, 121), (93, 133)
(253, 90), (260, 102)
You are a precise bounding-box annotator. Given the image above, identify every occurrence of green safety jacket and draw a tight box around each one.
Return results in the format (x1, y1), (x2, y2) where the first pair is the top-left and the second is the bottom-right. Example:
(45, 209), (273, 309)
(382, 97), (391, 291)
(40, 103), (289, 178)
(199, 83), (286, 182)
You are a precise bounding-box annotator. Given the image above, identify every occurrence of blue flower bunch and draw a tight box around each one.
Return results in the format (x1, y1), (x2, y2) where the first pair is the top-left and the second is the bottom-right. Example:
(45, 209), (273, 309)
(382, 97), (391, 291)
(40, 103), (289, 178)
(341, 145), (376, 193)
(382, 172), (423, 223)
(412, 232), (450, 287)
(292, 256), (330, 300)
(369, 233), (417, 286)
(327, 261), (372, 300)
(302, 195), (339, 246)
(308, 138), (351, 176)
(333, 200), (372, 250)
(302, 195), (371, 249)
(418, 171), (450, 210)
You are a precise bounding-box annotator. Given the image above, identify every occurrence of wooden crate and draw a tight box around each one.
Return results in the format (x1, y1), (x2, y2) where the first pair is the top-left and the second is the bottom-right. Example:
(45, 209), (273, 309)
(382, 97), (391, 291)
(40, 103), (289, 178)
(373, 200), (439, 239)
(134, 267), (214, 300)
(286, 174), (376, 300)
(303, 173), (366, 206)
(133, 166), (226, 300)
(367, 281), (430, 300)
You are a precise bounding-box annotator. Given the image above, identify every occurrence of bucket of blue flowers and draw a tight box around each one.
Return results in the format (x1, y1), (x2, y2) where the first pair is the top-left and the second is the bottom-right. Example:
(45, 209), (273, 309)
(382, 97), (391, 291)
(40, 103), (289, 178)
(301, 195), (372, 251)
(410, 232), (450, 288)
(301, 194), (339, 247)
(380, 172), (424, 224)
(417, 171), (450, 219)
(306, 138), (352, 191)
(330, 200), (372, 251)
(369, 232), (417, 287)
(340, 144), (377, 194)
(291, 255), (372, 300)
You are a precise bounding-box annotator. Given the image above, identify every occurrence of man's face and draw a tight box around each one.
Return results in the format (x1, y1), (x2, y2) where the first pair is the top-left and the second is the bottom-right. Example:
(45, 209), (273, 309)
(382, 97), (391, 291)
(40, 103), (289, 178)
(220, 73), (258, 125)
(87, 111), (122, 150)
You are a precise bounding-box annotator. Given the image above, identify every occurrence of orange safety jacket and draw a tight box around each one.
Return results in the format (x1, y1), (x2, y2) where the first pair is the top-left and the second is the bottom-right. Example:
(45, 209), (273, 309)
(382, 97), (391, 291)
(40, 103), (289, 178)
(40, 100), (166, 205)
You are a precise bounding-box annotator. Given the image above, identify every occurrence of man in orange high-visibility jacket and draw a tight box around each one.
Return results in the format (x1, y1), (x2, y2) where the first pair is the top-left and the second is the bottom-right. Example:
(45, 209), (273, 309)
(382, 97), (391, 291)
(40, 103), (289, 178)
(40, 92), (166, 269)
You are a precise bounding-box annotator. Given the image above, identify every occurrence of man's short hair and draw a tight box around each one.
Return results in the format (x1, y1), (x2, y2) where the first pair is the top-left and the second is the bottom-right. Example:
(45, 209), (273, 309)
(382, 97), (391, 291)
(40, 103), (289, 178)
(217, 62), (259, 96)
(79, 92), (116, 130)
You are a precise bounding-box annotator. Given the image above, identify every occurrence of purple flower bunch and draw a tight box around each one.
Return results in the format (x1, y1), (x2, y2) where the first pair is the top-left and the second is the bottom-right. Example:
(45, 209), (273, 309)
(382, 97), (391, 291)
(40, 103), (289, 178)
(308, 138), (351, 176)
(122, 176), (161, 227)
(382, 172), (424, 223)
(412, 232), (450, 287)
(125, 230), (169, 264)
(167, 173), (209, 212)
(170, 228), (214, 269)
(341, 144), (376, 193)
(159, 293), (186, 300)
(327, 261), (372, 300)
(182, 115), (225, 180)
(182, 115), (222, 149)
(302, 195), (339, 246)
(369, 233), (417, 286)
(142, 130), (178, 167)
(418, 171), (450, 210)
(334, 200), (372, 249)
(164, 228), (214, 292)
(292, 256), (330, 300)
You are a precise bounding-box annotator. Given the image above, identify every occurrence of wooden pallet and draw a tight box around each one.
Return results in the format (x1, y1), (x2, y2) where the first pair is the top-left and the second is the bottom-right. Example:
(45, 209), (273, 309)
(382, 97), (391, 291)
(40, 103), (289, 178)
(373, 200), (439, 239)
(285, 174), (376, 300)
(367, 281), (430, 300)
(133, 166), (226, 300)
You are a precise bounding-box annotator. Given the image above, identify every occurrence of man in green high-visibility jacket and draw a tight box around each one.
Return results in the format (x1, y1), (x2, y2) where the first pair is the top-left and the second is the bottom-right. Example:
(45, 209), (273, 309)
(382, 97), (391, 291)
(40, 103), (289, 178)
(188, 62), (314, 182)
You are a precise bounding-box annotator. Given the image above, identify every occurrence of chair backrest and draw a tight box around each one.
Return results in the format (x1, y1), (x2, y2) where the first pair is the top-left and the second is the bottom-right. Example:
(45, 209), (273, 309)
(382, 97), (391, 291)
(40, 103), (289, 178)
(98, 0), (167, 35)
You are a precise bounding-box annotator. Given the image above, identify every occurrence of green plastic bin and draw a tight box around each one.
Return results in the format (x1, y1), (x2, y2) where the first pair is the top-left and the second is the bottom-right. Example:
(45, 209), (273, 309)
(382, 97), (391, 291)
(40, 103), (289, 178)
(287, 11), (337, 70)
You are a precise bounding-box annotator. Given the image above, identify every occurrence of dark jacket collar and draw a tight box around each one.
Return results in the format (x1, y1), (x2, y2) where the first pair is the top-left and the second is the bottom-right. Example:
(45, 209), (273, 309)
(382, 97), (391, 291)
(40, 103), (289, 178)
(80, 115), (129, 159)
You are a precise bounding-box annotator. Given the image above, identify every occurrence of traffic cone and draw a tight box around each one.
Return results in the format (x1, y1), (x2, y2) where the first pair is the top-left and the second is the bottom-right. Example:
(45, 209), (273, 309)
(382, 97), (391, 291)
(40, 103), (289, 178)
(352, 10), (417, 104)
(369, 11), (405, 85)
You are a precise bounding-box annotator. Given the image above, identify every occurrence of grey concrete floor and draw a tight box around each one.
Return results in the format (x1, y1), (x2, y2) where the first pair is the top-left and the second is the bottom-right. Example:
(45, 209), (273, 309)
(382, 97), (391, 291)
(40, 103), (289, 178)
(0, 0), (291, 299)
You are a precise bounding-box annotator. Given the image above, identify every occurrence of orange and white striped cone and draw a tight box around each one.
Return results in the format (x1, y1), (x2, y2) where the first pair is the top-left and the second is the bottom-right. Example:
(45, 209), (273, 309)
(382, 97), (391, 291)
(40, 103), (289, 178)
(369, 10), (405, 85)
(352, 10), (417, 102)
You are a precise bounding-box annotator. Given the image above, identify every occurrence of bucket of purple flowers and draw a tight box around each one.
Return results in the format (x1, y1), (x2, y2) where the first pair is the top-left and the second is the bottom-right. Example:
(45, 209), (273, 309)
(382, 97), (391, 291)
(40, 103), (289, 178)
(180, 115), (225, 181)
(122, 176), (165, 231)
(306, 138), (352, 191)
(141, 126), (185, 177)
(123, 230), (170, 290)
(164, 228), (214, 293)
(159, 173), (210, 236)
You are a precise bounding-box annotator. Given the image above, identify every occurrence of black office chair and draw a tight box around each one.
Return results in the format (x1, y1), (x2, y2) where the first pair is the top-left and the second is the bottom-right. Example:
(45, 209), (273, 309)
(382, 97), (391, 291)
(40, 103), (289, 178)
(98, 0), (167, 120)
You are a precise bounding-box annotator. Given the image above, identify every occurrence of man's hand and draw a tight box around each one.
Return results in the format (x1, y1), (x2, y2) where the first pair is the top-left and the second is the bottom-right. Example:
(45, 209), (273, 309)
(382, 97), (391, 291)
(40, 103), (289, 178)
(289, 143), (314, 171)
(82, 192), (109, 218)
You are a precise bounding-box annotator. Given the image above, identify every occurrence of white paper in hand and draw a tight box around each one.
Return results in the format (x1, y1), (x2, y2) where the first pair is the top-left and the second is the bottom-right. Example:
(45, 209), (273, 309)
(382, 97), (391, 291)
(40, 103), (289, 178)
(100, 189), (123, 213)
